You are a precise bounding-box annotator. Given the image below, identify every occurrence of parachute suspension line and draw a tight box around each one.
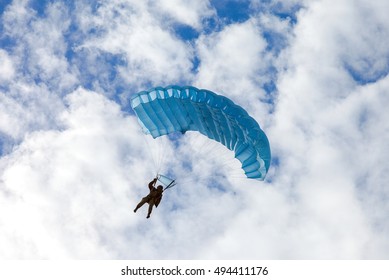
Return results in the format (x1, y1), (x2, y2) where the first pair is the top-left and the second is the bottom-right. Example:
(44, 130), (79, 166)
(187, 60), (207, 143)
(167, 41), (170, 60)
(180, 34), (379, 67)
(176, 172), (242, 188)
(199, 143), (232, 163)
(155, 137), (163, 175)
(174, 132), (244, 183)
(197, 139), (240, 173)
(172, 176), (204, 188)
(143, 134), (158, 176)
(185, 135), (219, 165)
(184, 132), (253, 181)
(154, 134), (245, 186)
(196, 134), (218, 155)
(155, 136), (170, 176)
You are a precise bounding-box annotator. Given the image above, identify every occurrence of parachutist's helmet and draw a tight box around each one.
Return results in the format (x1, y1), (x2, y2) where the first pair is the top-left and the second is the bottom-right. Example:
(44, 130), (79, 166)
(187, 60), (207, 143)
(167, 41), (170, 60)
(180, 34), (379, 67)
(157, 185), (163, 191)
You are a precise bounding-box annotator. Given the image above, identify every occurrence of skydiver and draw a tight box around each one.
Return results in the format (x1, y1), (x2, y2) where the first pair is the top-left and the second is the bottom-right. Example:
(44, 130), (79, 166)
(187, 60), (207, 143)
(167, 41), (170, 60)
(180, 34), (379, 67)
(134, 177), (164, 219)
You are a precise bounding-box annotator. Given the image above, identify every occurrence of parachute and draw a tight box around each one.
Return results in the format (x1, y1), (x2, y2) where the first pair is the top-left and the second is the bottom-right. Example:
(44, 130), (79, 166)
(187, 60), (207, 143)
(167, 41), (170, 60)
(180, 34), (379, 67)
(130, 85), (271, 180)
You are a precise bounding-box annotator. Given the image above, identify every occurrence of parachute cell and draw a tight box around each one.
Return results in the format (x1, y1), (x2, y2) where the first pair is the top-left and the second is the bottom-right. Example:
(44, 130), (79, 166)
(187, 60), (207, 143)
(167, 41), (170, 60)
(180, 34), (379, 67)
(130, 85), (271, 180)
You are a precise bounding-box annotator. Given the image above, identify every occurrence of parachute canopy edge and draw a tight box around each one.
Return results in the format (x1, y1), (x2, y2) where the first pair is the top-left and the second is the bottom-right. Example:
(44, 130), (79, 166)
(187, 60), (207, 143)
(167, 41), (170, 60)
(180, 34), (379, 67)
(130, 85), (271, 180)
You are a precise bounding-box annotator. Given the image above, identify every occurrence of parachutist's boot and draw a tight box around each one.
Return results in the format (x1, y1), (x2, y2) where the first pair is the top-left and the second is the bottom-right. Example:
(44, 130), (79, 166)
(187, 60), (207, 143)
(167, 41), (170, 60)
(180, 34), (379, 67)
(146, 215), (150, 219)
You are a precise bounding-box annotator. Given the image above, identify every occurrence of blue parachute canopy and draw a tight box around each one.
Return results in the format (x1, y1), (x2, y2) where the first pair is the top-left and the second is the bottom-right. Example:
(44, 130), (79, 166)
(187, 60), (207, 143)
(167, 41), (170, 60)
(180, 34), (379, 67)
(130, 85), (271, 180)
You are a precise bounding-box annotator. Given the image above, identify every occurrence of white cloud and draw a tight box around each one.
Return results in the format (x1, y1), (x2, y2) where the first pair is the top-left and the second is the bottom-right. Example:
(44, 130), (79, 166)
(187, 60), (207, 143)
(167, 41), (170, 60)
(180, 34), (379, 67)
(152, 0), (215, 29)
(270, 0), (389, 258)
(195, 19), (272, 121)
(0, 82), (65, 143)
(2, 1), (79, 92)
(0, 50), (15, 82)
(0, 1), (78, 149)
(0, 88), (146, 258)
(301, 0), (389, 84)
(75, 0), (196, 89)
(1, 0), (389, 259)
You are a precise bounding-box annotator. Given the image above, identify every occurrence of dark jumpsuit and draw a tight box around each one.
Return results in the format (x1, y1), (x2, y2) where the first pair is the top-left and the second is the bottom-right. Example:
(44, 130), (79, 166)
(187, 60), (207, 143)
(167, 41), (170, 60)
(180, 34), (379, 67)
(134, 179), (163, 218)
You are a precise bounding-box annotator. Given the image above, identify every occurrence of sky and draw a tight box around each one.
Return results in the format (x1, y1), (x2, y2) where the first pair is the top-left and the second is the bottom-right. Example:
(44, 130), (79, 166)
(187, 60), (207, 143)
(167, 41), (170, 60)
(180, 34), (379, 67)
(0, 0), (389, 259)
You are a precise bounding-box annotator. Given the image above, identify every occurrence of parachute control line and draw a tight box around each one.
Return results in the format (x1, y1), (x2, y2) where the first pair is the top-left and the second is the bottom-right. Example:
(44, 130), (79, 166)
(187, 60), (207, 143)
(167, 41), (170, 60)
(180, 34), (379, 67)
(157, 174), (176, 191)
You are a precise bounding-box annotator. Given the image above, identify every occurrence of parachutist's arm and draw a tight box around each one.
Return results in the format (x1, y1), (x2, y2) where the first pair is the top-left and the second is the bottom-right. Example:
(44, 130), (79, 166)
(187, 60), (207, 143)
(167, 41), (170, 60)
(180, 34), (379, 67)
(148, 178), (157, 190)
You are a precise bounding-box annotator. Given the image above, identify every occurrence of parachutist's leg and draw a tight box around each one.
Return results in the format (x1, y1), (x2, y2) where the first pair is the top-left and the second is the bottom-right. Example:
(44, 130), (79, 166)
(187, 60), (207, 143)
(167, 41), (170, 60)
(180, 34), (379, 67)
(146, 204), (153, 219)
(134, 198), (147, 213)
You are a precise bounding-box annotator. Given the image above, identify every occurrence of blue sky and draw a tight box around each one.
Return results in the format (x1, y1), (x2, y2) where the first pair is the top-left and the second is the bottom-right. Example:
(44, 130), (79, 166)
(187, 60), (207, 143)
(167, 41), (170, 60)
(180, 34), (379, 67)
(1, 0), (389, 259)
